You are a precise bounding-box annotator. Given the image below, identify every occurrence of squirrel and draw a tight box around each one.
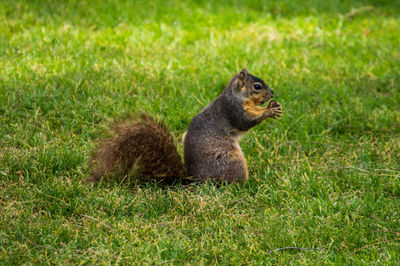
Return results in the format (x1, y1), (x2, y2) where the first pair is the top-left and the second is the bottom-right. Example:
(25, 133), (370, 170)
(89, 68), (282, 184)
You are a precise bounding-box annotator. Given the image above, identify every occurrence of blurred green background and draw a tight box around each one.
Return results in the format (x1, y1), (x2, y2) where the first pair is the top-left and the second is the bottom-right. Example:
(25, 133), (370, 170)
(1, 0), (399, 264)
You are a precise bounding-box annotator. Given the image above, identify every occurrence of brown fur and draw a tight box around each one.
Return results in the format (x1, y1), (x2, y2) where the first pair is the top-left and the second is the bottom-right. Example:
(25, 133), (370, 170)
(89, 69), (282, 184)
(89, 113), (186, 182)
(184, 68), (282, 183)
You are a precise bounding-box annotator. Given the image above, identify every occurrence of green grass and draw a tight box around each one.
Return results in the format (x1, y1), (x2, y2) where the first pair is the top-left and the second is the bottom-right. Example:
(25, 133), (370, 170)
(1, 0), (400, 264)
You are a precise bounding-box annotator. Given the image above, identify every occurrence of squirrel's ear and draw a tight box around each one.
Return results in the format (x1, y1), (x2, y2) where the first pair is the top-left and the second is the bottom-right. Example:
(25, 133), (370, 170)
(239, 68), (248, 82)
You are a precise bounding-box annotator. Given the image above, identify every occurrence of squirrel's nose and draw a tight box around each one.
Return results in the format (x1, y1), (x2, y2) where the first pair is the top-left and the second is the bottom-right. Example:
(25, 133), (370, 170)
(270, 89), (274, 96)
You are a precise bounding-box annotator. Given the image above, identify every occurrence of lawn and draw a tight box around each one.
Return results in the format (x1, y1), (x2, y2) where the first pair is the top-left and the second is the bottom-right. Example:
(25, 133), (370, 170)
(1, 0), (399, 264)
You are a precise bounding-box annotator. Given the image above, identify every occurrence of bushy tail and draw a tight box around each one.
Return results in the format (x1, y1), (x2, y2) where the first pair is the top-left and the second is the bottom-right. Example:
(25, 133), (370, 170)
(89, 113), (186, 183)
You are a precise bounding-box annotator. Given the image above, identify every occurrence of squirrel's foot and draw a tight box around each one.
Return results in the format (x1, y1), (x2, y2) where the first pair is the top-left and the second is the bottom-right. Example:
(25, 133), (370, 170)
(266, 100), (282, 119)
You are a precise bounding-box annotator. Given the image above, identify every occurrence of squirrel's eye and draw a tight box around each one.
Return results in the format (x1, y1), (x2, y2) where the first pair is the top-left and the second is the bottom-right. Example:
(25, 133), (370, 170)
(254, 84), (262, 90)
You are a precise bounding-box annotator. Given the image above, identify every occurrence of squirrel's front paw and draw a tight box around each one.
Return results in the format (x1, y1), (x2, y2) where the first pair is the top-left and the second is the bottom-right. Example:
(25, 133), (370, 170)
(267, 100), (282, 119)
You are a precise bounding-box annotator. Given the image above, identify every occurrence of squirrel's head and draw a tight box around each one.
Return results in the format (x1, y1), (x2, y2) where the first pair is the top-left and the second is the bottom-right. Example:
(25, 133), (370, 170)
(230, 68), (274, 106)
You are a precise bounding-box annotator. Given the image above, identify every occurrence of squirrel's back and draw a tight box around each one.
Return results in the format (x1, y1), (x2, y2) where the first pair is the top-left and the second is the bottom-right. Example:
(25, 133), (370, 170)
(184, 89), (248, 183)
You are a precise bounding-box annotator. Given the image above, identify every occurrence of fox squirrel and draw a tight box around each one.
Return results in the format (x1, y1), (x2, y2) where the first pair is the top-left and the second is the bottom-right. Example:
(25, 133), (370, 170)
(89, 68), (282, 183)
